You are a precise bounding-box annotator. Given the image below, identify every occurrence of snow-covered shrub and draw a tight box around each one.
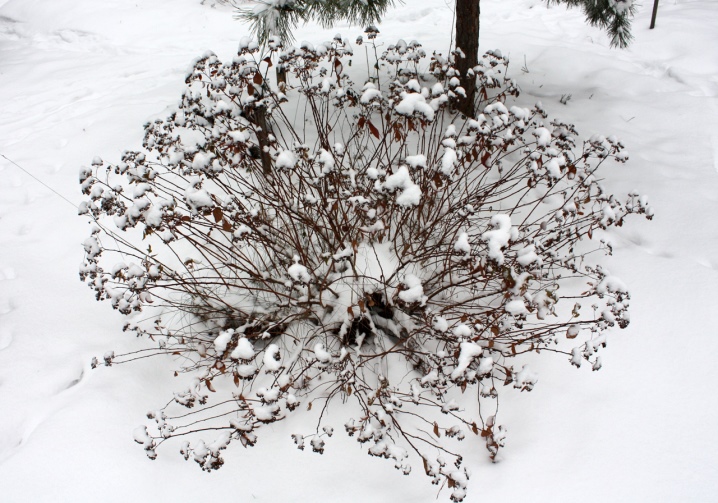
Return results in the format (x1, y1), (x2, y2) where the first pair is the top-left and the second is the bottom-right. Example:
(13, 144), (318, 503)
(79, 33), (651, 500)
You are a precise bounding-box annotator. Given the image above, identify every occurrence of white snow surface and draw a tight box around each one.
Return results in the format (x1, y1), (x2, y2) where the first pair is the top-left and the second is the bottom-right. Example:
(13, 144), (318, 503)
(0, 0), (717, 502)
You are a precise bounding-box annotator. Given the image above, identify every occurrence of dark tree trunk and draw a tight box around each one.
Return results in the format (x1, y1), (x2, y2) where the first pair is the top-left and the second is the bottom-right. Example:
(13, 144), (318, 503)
(246, 105), (274, 177)
(276, 64), (287, 92)
(650, 0), (659, 29)
(455, 0), (480, 118)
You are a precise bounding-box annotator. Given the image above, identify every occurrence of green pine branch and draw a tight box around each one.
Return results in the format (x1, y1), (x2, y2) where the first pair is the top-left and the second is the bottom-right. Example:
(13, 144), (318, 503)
(547, 0), (636, 48)
(237, 0), (401, 45)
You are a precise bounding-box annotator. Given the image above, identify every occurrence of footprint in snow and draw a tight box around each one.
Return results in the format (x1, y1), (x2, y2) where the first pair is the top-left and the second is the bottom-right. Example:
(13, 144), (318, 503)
(695, 257), (718, 272)
(0, 297), (18, 315)
(0, 267), (17, 280)
(398, 7), (435, 22)
(0, 329), (12, 351)
(63, 369), (85, 391)
(0, 15), (24, 41)
(49, 28), (105, 52)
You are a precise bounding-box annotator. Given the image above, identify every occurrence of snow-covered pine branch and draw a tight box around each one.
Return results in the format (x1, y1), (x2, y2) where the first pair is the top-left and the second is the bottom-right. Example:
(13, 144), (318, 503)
(236, 0), (400, 44)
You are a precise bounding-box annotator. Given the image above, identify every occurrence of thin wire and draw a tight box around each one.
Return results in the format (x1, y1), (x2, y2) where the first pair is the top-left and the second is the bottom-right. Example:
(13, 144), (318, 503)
(0, 153), (140, 263)
(1, 153), (79, 210)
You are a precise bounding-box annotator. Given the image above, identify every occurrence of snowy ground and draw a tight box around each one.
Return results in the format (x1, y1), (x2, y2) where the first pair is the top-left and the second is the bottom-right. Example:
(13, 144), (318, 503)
(0, 0), (716, 501)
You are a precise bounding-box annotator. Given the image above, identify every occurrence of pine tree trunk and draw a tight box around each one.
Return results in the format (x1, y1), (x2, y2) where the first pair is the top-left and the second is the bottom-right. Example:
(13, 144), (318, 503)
(455, 0), (480, 118)
(650, 0), (659, 29)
